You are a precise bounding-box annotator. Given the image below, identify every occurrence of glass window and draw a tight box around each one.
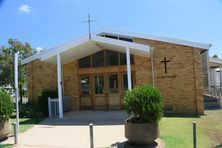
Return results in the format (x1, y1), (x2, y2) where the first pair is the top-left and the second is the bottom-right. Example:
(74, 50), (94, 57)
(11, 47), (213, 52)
(94, 75), (104, 94)
(104, 35), (118, 39)
(80, 76), (91, 95)
(123, 73), (134, 91)
(106, 50), (119, 66)
(119, 37), (133, 42)
(79, 56), (91, 68)
(109, 74), (118, 93)
(92, 51), (105, 67)
(120, 53), (134, 65)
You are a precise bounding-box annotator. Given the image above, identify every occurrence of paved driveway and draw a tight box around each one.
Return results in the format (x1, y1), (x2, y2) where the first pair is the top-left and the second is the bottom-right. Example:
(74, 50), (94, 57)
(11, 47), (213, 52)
(2, 111), (128, 148)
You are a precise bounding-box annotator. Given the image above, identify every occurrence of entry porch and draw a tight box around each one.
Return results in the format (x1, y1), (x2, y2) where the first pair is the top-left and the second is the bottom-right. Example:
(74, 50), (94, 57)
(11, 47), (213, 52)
(22, 35), (151, 118)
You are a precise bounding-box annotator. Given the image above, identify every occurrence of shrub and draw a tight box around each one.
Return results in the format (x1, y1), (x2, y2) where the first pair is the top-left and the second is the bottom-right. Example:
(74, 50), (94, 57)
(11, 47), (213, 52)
(123, 85), (163, 123)
(19, 102), (35, 118)
(37, 90), (57, 116)
(0, 89), (14, 121)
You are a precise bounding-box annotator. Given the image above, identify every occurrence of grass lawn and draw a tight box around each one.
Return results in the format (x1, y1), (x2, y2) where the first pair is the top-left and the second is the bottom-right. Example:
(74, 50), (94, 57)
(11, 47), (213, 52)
(10, 117), (44, 133)
(160, 109), (222, 148)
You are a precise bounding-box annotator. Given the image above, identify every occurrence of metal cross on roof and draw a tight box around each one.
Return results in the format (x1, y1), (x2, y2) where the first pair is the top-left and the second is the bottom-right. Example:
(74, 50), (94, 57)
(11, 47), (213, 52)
(82, 14), (96, 39)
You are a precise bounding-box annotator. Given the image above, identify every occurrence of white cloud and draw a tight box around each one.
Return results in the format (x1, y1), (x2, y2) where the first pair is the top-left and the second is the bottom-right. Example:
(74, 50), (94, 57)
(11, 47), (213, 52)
(18, 4), (31, 13)
(36, 47), (44, 53)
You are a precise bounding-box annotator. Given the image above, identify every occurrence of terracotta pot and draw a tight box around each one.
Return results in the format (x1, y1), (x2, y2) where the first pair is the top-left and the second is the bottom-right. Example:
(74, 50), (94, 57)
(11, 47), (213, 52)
(125, 120), (159, 145)
(0, 119), (11, 140)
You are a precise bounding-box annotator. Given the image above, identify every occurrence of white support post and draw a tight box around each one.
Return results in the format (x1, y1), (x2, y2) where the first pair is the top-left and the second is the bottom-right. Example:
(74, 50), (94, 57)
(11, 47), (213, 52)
(220, 65), (222, 87)
(126, 47), (132, 91)
(14, 52), (20, 134)
(57, 53), (63, 118)
(48, 97), (52, 118)
(150, 47), (155, 87)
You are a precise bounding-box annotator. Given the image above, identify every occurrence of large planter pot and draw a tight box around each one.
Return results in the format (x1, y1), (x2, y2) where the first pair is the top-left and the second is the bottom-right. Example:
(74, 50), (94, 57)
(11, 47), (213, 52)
(125, 120), (159, 145)
(0, 120), (11, 140)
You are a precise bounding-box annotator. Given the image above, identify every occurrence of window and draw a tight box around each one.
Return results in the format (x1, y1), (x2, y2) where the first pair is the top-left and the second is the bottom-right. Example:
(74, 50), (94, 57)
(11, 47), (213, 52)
(109, 74), (118, 93)
(119, 37), (133, 42)
(79, 56), (91, 68)
(80, 76), (91, 95)
(92, 51), (105, 67)
(94, 75), (104, 94)
(104, 35), (118, 39)
(106, 50), (119, 66)
(120, 53), (134, 65)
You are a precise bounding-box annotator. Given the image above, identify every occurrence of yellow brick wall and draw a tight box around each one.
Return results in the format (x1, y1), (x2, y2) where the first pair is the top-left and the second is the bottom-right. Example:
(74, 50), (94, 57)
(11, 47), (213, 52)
(27, 60), (57, 102)
(63, 61), (79, 110)
(133, 38), (204, 114)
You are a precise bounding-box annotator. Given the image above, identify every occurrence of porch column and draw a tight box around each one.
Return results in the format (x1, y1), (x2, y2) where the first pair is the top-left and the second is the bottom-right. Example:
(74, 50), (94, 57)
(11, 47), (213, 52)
(220, 65), (222, 86)
(57, 53), (63, 118)
(126, 47), (132, 91)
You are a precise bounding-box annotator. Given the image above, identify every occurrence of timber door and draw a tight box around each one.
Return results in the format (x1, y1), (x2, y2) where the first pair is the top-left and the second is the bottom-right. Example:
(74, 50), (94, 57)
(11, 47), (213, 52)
(94, 74), (108, 110)
(80, 75), (93, 109)
(107, 73), (121, 109)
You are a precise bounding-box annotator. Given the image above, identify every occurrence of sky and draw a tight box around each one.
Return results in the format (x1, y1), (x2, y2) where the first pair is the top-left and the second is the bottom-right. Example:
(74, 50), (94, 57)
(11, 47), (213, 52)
(0, 0), (222, 57)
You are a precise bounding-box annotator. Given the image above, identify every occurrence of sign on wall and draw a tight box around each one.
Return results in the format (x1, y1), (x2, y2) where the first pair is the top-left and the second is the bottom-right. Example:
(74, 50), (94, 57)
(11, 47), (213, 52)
(157, 57), (176, 79)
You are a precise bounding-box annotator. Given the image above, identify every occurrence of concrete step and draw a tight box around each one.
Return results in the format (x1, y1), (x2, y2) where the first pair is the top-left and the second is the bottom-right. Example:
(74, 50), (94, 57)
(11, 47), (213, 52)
(204, 102), (221, 110)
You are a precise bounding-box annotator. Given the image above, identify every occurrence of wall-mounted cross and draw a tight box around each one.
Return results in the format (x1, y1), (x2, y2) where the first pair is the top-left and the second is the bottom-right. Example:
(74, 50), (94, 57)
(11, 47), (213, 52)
(161, 57), (170, 73)
(82, 14), (96, 39)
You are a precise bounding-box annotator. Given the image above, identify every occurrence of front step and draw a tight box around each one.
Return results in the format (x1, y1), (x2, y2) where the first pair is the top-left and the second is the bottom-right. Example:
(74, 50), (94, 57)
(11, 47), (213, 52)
(204, 95), (221, 110)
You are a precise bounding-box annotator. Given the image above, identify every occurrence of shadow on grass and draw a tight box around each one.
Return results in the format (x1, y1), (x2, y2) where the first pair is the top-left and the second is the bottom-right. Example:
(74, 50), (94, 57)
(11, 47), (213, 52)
(216, 144), (222, 148)
(0, 144), (12, 148)
(163, 113), (201, 118)
(18, 118), (45, 125)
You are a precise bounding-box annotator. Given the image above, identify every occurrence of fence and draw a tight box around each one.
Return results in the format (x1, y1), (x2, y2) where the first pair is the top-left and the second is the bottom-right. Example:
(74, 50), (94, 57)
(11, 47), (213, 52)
(48, 96), (70, 118)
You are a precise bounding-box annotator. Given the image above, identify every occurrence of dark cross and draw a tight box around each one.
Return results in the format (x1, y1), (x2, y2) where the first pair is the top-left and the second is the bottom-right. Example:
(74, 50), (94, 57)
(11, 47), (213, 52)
(161, 57), (170, 73)
(82, 14), (96, 39)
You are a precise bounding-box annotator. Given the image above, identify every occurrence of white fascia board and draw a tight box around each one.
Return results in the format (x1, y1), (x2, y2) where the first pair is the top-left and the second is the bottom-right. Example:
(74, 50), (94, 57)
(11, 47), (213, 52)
(209, 58), (222, 65)
(41, 36), (89, 61)
(21, 53), (41, 65)
(94, 28), (212, 49)
(91, 35), (150, 52)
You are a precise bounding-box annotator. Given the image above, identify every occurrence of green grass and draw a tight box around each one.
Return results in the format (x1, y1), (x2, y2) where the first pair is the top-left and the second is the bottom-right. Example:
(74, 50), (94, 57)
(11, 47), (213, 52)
(11, 117), (44, 133)
(0, 144), (12, 148)
(160, 110), (222, 148)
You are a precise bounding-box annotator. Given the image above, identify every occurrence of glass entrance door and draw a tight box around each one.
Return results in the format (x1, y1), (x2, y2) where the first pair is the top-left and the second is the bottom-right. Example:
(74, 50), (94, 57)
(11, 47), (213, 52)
(107, 74), (121, 109)
(80, 75), (92, 109)
(94, 74), (108, 110)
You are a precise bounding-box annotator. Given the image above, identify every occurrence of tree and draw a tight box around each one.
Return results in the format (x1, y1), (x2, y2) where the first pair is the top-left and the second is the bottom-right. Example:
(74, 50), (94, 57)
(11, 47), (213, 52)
(0, 38), (36, 103)
(212, 54), (219, 58)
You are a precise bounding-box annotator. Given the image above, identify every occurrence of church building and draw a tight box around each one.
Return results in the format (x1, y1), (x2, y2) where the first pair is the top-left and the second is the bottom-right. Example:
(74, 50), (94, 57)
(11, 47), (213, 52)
(22, 29), (211, 116)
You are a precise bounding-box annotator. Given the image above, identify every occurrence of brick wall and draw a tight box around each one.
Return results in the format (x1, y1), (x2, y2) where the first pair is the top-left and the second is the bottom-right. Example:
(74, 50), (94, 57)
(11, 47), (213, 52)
(133, 38), (204, 115)
(27, 60), (57, 102)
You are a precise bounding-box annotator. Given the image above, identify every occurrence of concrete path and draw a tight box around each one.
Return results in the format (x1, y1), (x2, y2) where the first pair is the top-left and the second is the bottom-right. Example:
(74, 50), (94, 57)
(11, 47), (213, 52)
(1, 111), (164, 148)
(2, 111), (127, 148)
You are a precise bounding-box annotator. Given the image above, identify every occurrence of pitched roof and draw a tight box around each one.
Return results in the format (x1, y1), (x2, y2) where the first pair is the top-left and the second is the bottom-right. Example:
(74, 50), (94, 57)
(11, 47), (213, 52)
(22, 28), (211, 65)
(95, 28), (212, 50)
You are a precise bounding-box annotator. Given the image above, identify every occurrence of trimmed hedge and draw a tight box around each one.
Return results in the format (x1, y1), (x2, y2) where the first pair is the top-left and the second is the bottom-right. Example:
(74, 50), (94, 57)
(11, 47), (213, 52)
(0, 89), (14, 121)
(123, 85), (163, 123)
(37, 90), (58, 116)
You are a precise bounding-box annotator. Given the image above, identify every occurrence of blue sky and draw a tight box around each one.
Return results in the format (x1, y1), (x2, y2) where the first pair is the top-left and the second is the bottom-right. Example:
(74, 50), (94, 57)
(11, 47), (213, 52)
(0, 0), (222, 57)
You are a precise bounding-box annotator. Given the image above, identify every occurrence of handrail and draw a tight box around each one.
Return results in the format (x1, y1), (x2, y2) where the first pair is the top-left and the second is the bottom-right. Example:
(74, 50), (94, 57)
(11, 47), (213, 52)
(48, 97), (71, 118)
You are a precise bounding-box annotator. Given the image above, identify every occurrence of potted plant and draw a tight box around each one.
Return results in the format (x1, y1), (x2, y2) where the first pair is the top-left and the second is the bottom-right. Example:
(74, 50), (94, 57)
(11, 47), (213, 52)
(124, 85), (163, 145)
(0, 89), (14, 140)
